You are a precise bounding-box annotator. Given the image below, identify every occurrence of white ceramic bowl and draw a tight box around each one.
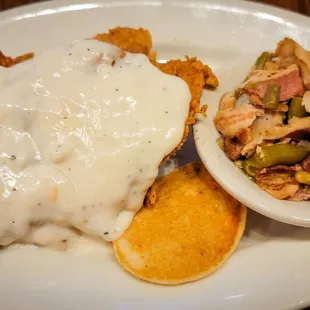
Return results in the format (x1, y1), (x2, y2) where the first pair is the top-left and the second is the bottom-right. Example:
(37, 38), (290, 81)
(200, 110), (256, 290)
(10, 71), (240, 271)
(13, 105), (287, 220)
(194, 57), (310, 227)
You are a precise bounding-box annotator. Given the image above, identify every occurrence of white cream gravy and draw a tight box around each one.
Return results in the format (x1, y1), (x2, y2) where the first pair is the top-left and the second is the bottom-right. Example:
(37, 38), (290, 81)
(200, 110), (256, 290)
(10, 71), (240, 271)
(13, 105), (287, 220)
(0, 40), (190, 245)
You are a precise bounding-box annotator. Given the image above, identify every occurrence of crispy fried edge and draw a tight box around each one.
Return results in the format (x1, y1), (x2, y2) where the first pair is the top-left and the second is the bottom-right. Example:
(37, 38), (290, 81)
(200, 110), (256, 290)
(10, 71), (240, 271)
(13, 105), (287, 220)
(94, 27), (219, 162)
(0, 51), (34, 68)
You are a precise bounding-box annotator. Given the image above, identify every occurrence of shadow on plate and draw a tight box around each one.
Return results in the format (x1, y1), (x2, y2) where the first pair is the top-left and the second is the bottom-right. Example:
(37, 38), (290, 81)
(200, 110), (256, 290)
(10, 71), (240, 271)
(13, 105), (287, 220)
(238, 210), (310, 251)
(159, 128), (200, 177)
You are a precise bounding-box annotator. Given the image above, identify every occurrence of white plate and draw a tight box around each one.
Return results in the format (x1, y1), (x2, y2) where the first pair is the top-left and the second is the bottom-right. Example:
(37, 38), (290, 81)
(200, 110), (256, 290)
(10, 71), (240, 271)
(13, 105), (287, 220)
(1, 1), (310, 310)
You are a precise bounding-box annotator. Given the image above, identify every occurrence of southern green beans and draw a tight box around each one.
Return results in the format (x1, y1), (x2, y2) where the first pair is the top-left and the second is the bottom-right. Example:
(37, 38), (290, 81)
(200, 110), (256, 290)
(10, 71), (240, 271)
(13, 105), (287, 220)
(255, 144), (310, 168)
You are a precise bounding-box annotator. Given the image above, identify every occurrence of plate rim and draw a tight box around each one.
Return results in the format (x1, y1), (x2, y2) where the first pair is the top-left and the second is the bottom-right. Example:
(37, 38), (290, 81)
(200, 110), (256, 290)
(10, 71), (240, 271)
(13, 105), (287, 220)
(1, 1), (310, 310)
(1, 0), (310, 27)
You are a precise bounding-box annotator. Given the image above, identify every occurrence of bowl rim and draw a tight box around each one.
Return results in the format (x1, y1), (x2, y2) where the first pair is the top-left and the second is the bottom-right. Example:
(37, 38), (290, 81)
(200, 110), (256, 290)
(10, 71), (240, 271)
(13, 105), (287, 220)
(193, 71), (310, 228)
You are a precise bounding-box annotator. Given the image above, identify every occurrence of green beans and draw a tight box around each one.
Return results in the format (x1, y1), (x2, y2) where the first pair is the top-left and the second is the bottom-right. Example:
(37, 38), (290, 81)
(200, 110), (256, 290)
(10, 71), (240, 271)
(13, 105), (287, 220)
(263, 83), (280, 110)
(255, 52), (272, 69)
(295, 171), (310, 185)
(216, 137), (225, 151)
(255, 144), (310, 167)
(288, 97), (308, 119)
(243, 156), (262, 177)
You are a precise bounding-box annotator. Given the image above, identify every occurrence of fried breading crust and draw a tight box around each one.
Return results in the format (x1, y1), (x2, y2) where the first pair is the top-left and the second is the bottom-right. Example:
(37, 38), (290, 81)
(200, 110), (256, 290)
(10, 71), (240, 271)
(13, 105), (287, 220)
(94, 27), (219, 162)
(93, 27), (152, 55)
(0, 51), (34, 67)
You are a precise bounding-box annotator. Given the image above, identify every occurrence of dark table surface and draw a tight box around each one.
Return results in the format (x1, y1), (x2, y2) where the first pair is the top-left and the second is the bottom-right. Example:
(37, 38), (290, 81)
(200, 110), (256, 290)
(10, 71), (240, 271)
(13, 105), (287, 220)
(0, 0), (309, 309)
(1, 0), (310, 13)
(253, 0), (310, 15)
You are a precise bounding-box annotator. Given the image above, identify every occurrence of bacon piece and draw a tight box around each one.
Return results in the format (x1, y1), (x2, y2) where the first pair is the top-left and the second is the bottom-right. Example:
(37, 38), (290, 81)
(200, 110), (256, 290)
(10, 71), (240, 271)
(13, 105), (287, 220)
(241, 112), (285, 156)
(275, 38), (310, 89)
(214, 104), (264, 138)
(223, 137), (243, 161)
(302, 155), (310, 173)
(239, 64), (304, 101)
(289, 186), (310, 201)
(256, 169), (300, 200)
